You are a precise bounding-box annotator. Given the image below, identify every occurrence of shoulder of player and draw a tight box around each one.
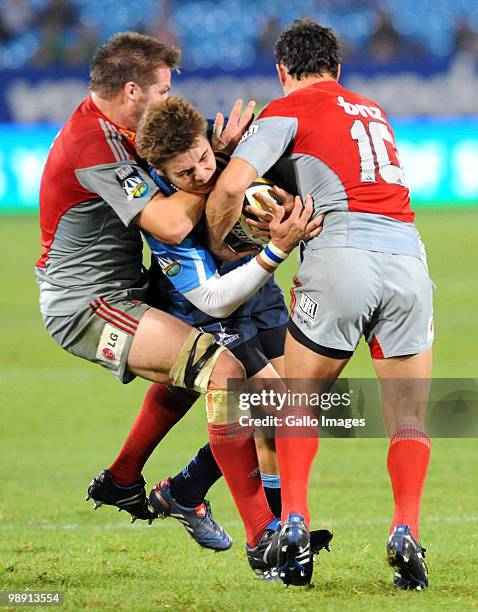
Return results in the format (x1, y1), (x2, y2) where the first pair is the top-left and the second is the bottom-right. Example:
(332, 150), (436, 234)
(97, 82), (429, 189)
(66, 114), (128, 146)
(64, 115), (135, 167)
(258, 96), (295, 119)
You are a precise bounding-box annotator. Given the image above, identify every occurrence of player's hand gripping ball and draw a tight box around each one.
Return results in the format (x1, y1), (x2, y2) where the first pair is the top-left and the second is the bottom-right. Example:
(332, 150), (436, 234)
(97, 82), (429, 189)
(227, 178), (282, 247)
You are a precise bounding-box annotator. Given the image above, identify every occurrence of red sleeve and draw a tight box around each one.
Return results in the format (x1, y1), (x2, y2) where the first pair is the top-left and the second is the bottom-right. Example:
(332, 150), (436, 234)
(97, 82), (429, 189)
(65, 116), (135, 171)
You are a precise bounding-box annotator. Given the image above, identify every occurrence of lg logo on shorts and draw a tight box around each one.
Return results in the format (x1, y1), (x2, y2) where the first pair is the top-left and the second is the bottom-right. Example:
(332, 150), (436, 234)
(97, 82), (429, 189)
(96, 323), (128, 367)
(298, 293), (318, 321)
(102, 347), (115, 361)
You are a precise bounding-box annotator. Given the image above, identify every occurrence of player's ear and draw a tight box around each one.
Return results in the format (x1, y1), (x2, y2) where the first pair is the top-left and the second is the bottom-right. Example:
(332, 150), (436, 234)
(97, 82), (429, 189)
(123, 81), (137, 102)
(276, 64), (287, 88)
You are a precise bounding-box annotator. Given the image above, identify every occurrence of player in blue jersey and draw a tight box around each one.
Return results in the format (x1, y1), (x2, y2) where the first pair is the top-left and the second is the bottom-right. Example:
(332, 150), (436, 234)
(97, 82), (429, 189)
(134, 96), (330, 579)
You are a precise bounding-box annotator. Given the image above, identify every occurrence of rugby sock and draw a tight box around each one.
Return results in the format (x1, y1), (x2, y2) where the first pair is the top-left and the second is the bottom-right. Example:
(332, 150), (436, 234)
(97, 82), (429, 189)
(275, 408), (319, 527)
(208, 423), (275, 548)
(387, 424), (431, 540)
(169, 443), (222, 507)
(108, 384), (197, 486)
(260, 473), (282, 518)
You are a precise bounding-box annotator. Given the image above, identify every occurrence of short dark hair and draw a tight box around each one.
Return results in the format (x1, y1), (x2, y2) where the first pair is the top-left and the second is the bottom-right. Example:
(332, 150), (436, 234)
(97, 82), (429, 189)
(274, 18), (341, 80)
(136, 96), (207, 168)
(89, 31), (180, 99)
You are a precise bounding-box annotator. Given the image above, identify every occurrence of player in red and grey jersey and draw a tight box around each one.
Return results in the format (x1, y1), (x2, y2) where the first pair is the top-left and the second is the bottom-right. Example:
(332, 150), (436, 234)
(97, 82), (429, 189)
(35, 32), (304, 561)
(206, 19), (433, 589)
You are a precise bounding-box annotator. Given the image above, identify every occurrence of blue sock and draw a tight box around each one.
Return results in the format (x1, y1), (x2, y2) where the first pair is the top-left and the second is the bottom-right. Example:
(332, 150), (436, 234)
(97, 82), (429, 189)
(261, 472), (281, 518)
(170, 443), (222, 507)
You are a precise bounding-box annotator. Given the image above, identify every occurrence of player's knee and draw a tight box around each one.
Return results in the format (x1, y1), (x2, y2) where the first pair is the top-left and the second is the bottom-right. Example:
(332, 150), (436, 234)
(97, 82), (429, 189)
(169, 329), (229, 393)
(209, 350), (246, 390)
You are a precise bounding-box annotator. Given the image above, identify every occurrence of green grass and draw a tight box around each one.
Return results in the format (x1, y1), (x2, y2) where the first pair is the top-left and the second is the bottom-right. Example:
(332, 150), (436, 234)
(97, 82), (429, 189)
(1, 211), (477, 610)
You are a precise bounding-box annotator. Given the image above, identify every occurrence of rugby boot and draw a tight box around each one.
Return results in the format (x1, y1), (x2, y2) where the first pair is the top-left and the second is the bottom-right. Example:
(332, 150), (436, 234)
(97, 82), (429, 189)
(246, 518), (281, 581)
(310, 528), (333, 557)
(85, 469), (156, 522)
(149, 478), (232, 551)
(277, 513), (314, 587)
(247, 519), (333, 583)
(387, 525), (428, 590)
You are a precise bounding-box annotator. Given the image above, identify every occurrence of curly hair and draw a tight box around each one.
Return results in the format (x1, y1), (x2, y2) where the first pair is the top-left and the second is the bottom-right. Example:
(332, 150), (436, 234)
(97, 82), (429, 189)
(274, 18), (341, 80)
(89, 32), (180, 99)
(136, 96), (207, 168)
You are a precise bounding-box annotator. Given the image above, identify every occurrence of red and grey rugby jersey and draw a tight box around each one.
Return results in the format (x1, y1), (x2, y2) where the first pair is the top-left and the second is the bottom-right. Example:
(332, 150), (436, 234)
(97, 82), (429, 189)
(233, 80), (422, 257)
(35, 97), (159, 316)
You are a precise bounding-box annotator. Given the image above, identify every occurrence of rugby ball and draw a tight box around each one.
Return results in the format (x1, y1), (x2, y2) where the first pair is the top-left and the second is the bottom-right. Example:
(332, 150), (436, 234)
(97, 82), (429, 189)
(227, 178), (282, 247)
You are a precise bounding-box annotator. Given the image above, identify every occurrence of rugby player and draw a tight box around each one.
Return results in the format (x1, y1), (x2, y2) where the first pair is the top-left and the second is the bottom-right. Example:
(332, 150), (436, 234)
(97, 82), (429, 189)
(205, 19), (434, 589)
(134, 96), (330, 577)
(35, 31), (322, 577)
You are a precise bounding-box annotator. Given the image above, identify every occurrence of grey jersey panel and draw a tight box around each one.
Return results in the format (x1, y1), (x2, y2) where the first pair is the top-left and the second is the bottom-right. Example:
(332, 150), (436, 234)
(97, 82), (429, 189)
(232, 116), (298, 176)
(308, 211), (422, 258)
(289, 154), (349, 215)
(35, 199), (149, 316)
(37, 161), (159, 316)
(76, 162), (159, 227)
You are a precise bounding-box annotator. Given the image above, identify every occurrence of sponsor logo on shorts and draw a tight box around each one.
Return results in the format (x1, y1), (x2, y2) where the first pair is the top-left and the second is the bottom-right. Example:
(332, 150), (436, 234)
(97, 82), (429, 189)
(199, 324), (240, 347)
(115, 166), (149, 200)
(296, 314), (312, 330)
(298, 292), (318, 321)
(216, 331), (241, 346)
(102, 347), (115, 361)
(96, 323), (128, 368)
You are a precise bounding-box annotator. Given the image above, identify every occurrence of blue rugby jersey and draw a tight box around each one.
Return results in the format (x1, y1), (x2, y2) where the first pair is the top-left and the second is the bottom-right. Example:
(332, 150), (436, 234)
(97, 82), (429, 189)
(143, 169), (287, 329)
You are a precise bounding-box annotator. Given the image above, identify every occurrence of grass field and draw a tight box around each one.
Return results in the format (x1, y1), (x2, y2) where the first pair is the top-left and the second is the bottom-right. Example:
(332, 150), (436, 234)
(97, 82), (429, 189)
(1, 211), (477, 611)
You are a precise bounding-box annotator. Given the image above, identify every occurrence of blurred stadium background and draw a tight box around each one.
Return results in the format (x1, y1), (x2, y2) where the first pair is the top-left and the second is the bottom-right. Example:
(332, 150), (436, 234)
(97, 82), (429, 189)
(0, 0), (477, 213)
(1, 1), (477, 608)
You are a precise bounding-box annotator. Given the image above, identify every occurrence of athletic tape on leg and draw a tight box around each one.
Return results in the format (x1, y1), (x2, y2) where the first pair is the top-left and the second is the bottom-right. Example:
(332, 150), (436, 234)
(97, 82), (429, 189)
(169, 329), (226, 393)
(206, 391), (248, 436)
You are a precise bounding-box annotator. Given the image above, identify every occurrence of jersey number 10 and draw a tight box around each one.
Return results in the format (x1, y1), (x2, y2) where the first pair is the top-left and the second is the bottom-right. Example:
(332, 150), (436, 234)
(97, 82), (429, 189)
(350, 119), (405, 186)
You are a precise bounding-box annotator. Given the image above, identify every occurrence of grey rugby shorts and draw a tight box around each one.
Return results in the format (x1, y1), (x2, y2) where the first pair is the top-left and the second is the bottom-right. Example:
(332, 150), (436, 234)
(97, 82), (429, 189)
(43, 296), (151, 383)
(289, 246), (435, 359)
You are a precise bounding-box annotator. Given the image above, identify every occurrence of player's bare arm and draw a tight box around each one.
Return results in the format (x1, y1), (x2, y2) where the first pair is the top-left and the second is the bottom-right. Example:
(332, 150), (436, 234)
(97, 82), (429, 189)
(205, 157), (258, 257)
(135, 189), (206, 245)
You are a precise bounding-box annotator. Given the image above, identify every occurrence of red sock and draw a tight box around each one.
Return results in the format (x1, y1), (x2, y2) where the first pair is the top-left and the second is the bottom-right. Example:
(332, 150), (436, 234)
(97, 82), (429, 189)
(108, 384), (197, 485)
(208, 423), (275, 548)
(275, 408), (319, 527)
(387, 425), (431, 539)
